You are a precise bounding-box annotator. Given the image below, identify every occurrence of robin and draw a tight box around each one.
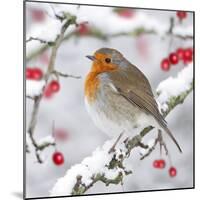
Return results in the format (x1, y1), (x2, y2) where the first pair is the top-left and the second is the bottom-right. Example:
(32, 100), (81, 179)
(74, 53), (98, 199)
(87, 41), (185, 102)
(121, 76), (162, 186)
(84, 48), (182, 153)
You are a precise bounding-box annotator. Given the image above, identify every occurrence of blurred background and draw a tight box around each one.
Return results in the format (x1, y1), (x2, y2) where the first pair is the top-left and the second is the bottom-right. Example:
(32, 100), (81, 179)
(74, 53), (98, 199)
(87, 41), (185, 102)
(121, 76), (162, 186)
(25, 1), (193, 198)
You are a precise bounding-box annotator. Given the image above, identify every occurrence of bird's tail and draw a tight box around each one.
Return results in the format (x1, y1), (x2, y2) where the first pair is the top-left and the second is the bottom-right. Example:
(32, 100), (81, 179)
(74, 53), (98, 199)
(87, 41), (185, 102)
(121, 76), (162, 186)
(163, 126), (182, 153)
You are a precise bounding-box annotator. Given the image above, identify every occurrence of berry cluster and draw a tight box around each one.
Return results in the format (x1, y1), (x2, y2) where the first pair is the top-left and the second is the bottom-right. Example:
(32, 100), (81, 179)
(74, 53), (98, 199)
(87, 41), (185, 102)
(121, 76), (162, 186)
(176, 11), (187, 21)
(153, 159), (177, 177)
(43, 80), (60, 98)
(161, 47), (193, 71)
(26, 67), (61, 99)
(153, 159), (166, 169)
(26, 67), (43, 80)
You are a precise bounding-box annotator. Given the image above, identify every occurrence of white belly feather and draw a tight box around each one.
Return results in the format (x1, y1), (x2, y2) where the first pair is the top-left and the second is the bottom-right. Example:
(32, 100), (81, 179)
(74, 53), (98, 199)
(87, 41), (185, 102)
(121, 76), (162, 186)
(84, 80), (159, 138)
(85, 97), (127, 137)
(85, 97), (158, 139)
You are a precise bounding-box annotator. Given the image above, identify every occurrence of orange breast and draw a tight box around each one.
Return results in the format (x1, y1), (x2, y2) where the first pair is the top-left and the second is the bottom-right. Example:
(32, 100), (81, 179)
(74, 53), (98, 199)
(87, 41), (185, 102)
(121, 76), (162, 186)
(84, 71), (100, 103)
(85, 55), (118, 103)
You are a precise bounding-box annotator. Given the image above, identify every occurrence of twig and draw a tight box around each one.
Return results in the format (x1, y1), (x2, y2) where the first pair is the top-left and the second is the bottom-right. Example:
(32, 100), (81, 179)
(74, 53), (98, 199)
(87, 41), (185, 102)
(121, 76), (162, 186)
(27, 14), (77, 163)
(26, 95), (34, 100)
(109, 132), (124, 154)
(52, 70), (81, 79)
(26, 37), (55, 46)
(168, 17), (174, 35)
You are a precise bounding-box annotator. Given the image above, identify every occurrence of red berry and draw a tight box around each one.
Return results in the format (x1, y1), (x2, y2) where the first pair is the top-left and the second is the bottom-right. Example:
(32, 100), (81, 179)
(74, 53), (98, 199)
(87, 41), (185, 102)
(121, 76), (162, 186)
(183, 48), (193, 63)
(118, 9), (134, 18)
(176, 11), (187, 20)
(176, 48), (185, 60)
(161, 58), (171, 71)
(49, 80), (60, 93)
(169, 166), (177, 177)
(77, 23), (90, 35)
(158, 159), (166, 169)
(169, 52), (179, 65)
(153, 159), (166, 169)
(32, 68), (43, 80)
(31, 9), (45, 22)
(52, 151), (64, 165)
(153, 160), (160, 168)
(26, 67), (43, 80)
(26, 68), (34, 79)
(55, 129), (69, 141)
(43, 85), (53, 99)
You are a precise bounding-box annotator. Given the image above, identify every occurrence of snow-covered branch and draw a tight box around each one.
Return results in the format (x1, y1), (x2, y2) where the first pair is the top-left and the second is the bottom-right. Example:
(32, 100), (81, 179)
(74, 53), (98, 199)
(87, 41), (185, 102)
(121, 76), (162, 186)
(26, 80), (45, 97)
(26, 133), (55, 160)
(50, 63), (193, 196)
(26, 12), (78, 163)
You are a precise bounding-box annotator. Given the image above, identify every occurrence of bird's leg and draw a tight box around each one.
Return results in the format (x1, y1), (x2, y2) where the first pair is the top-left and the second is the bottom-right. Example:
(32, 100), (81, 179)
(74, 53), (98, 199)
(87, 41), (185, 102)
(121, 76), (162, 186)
(108, 132), (124, 154)
(158, 130), (168, 156)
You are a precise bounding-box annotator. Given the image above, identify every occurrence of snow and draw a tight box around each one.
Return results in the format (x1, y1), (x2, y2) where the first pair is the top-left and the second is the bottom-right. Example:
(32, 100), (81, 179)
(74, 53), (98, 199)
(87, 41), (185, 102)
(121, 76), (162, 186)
(37, 135), (55, 146)
(173, 25), (193, 37)
(50, 139), (126, 196)
(156, 63), (193, 106)
(26, 80), (45, 97)
(140, 139), (155, 155)
(103, 167), (122, 179)
(26, 3), (66, 57)
(26, 18), (62, 57)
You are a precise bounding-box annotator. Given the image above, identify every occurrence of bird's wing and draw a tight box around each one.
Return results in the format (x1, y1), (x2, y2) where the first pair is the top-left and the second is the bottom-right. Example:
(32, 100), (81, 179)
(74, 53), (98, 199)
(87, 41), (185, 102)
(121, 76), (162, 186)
(115, 86), (167, 128)
(116, 86), (182, 152)
(107, 64), (167, 128)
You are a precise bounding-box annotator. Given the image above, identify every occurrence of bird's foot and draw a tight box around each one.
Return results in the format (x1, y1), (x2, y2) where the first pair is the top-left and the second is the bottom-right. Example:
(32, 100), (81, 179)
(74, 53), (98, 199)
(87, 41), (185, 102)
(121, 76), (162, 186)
(108, 132), (124, 154)
(137, 141), (149, 149)
(140, 130), (168, 160)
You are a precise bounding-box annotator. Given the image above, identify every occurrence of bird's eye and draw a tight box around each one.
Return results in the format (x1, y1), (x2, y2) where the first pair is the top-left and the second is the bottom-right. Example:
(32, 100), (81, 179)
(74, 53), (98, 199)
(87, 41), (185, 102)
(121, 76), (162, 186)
(105, 58), (111, 63)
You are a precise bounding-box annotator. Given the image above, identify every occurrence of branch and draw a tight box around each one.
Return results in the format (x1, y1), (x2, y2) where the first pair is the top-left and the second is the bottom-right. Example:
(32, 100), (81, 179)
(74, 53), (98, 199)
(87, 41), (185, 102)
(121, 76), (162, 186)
(26, 37), (55, 46)
(52, 70), (81, 79)
(50, 63), (193, 196)
(26, 13), (78, 163)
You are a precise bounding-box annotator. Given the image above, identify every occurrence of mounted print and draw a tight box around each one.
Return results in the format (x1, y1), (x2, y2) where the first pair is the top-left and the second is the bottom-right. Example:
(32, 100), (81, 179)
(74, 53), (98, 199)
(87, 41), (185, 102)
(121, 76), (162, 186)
(24, 0), (194, 199)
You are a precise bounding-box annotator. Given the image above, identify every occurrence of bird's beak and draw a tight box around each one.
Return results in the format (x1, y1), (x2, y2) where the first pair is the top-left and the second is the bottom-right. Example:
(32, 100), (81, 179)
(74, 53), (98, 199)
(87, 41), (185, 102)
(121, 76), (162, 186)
(86, 55), (95, 61)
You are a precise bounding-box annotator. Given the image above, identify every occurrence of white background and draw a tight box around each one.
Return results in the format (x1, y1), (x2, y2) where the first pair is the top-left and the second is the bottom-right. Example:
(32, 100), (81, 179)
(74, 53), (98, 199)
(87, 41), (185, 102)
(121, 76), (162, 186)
(0, 0), (199, 200)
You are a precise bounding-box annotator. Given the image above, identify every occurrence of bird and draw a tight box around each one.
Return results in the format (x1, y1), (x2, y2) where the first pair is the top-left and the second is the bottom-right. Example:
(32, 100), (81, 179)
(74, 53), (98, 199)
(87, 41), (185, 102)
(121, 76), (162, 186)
(84, 48), (182, 153)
